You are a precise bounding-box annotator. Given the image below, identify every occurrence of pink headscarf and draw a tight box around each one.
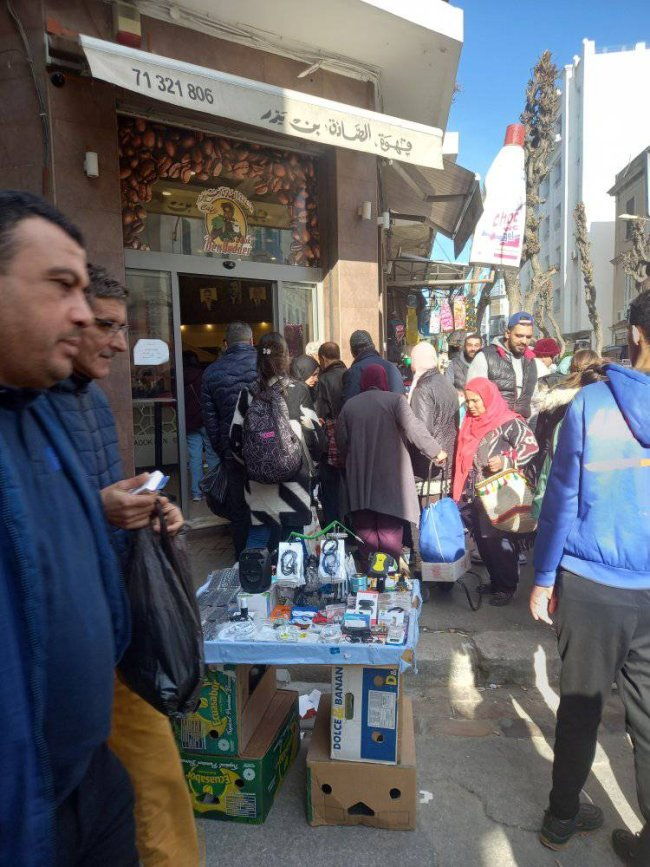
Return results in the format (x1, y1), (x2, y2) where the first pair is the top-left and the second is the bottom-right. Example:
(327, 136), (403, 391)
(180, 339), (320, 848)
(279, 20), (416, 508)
(408, 342), (438, 404)
(452, 378), (521, 501)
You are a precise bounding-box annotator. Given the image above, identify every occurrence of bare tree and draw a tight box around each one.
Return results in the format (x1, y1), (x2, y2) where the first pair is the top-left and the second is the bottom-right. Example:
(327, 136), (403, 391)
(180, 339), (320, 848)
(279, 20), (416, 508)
(502, 51), (563, 346)
(475, 277), (494, 336)
(574, 202), (603, 353)
(619, 218), (650, 293)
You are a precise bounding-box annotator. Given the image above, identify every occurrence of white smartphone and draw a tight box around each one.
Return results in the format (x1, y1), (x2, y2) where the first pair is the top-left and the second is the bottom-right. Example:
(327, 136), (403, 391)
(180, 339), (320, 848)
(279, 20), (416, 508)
(131, 470), (168, 495)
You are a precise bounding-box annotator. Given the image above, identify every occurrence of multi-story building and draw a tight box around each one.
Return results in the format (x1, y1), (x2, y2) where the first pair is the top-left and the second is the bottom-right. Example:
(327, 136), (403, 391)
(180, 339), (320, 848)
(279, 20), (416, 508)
(520, 39), (650, 347)
(0, 0), (479, 516)
(609, 146), (650, 349)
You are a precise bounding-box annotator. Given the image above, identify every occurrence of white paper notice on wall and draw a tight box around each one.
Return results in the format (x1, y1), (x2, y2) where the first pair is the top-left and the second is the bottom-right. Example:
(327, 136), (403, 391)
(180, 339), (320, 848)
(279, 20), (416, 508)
(133, 339), (169, 366)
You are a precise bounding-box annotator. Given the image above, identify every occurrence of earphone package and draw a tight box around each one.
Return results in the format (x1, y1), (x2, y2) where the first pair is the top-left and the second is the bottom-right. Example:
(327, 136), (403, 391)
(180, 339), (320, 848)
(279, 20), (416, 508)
(318, 538), (346, 583)
(276, 542), (305, 588)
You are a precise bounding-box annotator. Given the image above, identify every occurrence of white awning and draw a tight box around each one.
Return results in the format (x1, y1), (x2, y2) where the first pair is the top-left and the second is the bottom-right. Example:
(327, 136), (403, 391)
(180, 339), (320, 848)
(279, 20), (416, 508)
(79, 35), (444, 169)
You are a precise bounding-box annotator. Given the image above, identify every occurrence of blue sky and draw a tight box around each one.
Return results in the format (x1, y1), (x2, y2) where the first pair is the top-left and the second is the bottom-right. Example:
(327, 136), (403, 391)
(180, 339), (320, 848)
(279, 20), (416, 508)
(436, 0), (650, 262)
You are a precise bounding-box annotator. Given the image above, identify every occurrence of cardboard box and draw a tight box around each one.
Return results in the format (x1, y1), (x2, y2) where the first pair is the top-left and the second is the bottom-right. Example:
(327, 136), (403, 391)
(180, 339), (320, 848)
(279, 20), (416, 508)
(307, 694), (416, 830)
(421, 550), (470, 583)
(173, 664), (276, 756)
(181, 689), (299, 824)
(331, 665), (400, 764)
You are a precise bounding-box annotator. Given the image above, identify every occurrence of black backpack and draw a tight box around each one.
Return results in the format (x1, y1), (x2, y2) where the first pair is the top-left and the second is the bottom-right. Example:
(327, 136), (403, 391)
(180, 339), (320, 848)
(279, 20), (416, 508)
(242, 382), (302, 484)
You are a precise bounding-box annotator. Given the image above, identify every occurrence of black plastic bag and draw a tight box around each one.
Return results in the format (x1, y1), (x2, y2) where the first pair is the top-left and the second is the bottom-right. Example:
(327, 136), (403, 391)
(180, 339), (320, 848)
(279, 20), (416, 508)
(119, 504), (204, 718)
(200, 461), (230, 519)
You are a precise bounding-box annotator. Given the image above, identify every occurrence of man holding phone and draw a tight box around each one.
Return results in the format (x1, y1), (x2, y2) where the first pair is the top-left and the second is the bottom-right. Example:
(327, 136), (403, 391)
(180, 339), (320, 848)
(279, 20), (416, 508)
(46, 263), (199, 867)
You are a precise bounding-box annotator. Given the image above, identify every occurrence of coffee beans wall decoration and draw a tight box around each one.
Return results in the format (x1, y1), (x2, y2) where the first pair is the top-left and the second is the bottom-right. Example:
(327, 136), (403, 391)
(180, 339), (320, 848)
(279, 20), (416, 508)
(118, 116), (320, 265)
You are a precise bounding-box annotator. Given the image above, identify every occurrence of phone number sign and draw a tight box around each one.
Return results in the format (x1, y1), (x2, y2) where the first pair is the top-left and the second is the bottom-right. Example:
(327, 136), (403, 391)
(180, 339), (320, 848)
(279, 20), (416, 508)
(80, 35), (443, 169)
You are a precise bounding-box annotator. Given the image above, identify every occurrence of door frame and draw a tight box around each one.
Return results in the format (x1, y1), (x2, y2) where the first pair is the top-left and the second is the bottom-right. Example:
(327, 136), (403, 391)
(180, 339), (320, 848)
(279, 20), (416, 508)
(125, 250), (323, 517)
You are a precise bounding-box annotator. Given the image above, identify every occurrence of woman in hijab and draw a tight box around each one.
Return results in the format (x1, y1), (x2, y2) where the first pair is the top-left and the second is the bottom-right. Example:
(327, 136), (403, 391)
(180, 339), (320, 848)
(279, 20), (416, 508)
(337, 363), (446, 567)
(408, 342), (459, 497)
(453, 377), (538, 606)
(290, 353), (319, 392)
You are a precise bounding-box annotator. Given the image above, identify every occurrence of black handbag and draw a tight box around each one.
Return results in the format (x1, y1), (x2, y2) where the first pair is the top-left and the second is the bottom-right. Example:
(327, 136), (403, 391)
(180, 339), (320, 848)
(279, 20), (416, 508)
(199, 461), (230, 518)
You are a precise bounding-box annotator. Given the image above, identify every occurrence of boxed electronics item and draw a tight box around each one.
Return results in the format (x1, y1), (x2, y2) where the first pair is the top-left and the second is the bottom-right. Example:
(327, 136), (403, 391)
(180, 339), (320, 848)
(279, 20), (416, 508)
(307, 693), (416, 830)
(182, 689), (299, 824)
(173, 664), (276, 756)
(331, 665), (400, 764)
(421, 549), (471, 583)
(237, 582), (279, 619)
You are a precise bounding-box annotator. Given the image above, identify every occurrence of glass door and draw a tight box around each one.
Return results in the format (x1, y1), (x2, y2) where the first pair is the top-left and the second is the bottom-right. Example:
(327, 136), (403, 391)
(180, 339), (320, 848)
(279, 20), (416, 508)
(125, 269), (185, 509)
(277, 281), (320, 357)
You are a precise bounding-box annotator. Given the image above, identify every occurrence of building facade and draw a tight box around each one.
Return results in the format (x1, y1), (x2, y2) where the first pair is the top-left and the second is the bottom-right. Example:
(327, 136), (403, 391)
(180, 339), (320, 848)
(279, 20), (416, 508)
(609, 146), (650, 348)
(520, 39), (650, 347)
(0, 0), (476, 517)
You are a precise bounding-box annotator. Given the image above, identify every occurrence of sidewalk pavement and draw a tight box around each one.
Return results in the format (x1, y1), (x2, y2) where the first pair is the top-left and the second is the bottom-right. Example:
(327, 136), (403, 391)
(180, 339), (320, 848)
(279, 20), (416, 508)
(188, 529), (642, 866)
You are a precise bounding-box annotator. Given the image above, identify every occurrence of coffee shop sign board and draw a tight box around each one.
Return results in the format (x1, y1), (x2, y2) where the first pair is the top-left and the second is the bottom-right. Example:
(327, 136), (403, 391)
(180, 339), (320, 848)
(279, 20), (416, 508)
(197, 187), (254, 256)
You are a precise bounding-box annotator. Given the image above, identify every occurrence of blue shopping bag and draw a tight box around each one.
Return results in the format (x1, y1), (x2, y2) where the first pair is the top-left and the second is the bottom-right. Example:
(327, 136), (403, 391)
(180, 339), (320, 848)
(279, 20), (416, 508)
(419, 464), (466, 564)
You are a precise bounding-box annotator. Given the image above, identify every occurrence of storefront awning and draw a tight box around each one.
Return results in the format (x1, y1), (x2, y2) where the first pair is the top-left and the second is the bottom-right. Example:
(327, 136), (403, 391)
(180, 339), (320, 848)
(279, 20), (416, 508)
(382, 157), (483, 258)
(79, 35), (444, 169)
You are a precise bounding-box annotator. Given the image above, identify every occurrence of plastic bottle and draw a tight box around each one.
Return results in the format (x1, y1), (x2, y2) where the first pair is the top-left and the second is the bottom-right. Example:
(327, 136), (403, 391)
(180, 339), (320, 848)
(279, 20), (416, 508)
(470, 123), (526, 268)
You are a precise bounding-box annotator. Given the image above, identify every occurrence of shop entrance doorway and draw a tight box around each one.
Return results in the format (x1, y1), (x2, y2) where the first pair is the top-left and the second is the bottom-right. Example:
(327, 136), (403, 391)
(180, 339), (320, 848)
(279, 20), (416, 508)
(126, 254), (322, 524)
(178, 275), (274, 523)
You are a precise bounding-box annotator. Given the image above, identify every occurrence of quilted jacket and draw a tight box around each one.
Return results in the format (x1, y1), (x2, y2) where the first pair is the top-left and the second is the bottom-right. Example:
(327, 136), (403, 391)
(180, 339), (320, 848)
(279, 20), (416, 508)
(201, 343), (258, 455)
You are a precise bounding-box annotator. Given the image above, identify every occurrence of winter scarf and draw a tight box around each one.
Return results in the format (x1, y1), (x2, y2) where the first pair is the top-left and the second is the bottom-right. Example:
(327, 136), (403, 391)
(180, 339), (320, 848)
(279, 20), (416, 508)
(452, 377), (521, 501)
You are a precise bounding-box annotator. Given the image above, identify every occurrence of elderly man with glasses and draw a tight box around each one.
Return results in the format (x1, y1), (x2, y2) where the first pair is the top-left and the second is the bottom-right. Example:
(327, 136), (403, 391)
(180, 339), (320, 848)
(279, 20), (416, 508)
(45, 264), (199, 867)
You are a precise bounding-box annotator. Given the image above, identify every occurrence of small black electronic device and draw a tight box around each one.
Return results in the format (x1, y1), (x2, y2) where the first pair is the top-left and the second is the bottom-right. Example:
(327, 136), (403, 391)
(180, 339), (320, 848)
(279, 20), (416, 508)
(238, 548), (272, 593)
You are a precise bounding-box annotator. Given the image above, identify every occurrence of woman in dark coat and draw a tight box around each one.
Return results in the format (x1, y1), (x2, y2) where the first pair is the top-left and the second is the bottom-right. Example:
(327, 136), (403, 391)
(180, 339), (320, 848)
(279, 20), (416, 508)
(230, 333), (324, 551)
(336, 364), (446, 567)
(453, 377), (538, 607)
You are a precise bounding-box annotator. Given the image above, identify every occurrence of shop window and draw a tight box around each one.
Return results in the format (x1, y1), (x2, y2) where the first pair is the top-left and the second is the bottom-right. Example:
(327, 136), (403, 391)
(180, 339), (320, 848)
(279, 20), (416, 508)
(119, 116), (320, 268)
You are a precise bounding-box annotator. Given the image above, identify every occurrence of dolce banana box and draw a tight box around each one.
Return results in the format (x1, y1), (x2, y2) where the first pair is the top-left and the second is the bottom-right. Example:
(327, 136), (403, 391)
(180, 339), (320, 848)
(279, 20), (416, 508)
(181, 690), (299, 824)
(173, 664), (276, 756)
(331, 665), (400, 764)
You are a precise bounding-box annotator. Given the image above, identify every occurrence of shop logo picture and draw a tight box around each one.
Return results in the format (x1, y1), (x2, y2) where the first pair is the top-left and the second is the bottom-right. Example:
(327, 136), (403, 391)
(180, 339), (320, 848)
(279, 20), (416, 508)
(197, 187), (254, 256)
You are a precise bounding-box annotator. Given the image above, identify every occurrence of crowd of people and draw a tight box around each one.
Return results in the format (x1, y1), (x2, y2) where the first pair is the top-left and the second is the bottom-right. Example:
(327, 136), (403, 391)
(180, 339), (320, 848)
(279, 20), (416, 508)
(2, 186), (650, 867)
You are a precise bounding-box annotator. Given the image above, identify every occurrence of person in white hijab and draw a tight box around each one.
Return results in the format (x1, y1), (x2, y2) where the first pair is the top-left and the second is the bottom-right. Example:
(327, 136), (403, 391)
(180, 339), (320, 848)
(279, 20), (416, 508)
(408, 342), (459, 493)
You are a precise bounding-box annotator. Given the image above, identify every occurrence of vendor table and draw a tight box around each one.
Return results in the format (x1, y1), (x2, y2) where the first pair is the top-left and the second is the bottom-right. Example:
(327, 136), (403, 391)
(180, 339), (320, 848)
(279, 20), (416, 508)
(199, 581), (422, 673)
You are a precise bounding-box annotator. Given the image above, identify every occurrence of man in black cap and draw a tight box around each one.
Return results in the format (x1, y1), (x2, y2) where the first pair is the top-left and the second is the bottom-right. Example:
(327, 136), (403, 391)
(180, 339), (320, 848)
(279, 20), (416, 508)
(466, 312), (538, 418)
(342, 329), (404, 403)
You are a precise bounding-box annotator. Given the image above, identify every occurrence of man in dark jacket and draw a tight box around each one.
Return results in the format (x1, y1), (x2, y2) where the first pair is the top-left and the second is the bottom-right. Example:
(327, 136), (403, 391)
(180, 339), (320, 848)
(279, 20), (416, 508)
(530, 289), (650, 863)
(0, 191), (136, 867)
(466, 312), (538, 417)
(446, 332), (482, 392)
(46, 264), (198, 865)
(201, 321), (257, 555)
(315, 341), (347, 525)
(342, 329), (404, 402)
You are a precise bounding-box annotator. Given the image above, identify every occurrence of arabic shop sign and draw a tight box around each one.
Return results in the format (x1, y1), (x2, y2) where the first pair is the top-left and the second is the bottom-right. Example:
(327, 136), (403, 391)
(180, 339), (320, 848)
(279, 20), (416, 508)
(196, 187), (254, 256)
(80, 35), (444, 169)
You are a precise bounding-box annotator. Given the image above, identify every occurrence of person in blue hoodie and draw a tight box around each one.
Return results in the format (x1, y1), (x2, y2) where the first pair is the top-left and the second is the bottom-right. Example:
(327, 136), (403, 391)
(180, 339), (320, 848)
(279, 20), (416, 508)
(0, 192), (137, 867)
(530, 289), (650, 864)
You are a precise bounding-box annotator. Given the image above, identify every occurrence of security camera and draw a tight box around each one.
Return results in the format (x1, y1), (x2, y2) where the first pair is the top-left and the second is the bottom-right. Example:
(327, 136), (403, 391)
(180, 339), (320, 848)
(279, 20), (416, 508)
(50, 72), (66, 88)
(222, 260), (236, 270)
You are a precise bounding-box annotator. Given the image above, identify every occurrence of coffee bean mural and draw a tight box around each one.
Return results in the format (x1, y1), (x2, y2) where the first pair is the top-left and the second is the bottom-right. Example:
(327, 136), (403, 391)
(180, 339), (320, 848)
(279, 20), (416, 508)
(118, 116), (320, 266)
